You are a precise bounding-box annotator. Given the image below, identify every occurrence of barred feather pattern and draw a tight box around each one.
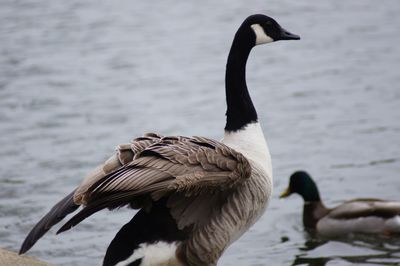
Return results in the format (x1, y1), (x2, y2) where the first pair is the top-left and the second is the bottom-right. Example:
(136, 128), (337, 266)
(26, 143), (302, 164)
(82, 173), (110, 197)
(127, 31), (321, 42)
(74, 133), (164, 204)
(180, 161), (271, 266)
(84, 135), (252, 200)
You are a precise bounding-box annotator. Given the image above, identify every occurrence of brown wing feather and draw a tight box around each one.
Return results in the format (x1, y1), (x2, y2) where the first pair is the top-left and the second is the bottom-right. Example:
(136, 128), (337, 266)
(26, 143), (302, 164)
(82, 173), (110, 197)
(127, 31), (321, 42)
(90, 136), (250, 197)
(60, 136), (251, 232)
(74, 133), (164, 204)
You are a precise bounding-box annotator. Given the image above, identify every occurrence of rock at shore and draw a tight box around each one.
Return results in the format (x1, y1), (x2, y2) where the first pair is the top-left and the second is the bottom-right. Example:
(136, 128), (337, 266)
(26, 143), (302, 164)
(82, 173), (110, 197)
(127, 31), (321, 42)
(0, 248), (55, 266)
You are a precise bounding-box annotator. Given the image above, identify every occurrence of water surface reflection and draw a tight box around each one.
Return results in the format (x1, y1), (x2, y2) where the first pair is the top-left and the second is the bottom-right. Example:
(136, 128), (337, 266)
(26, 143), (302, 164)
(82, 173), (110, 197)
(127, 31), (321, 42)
(292, 232), (400, 266)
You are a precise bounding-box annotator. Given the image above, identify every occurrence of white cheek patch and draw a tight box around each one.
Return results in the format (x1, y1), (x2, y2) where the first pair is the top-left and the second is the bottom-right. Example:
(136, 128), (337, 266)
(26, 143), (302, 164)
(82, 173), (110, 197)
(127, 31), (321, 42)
(251, 24), (273, 45)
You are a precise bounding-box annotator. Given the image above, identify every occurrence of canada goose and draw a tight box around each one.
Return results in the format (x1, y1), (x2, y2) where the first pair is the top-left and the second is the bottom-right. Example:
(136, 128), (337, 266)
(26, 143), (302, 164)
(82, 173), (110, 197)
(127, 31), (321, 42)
(280, 171), (400, 237)
(20, 14), (300, 266)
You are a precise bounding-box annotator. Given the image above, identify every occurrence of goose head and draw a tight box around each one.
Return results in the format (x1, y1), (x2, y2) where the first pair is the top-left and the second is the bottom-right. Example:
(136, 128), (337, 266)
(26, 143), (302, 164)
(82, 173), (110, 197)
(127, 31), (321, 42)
(280, 171), (321, 202)
(224, 14), (300, 132)
(238, 14), (300, 47)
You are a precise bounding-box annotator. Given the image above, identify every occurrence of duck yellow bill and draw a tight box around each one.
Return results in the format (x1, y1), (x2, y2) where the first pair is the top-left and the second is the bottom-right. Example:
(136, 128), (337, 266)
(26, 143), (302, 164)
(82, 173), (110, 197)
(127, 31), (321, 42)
(279, 187), (291, 198)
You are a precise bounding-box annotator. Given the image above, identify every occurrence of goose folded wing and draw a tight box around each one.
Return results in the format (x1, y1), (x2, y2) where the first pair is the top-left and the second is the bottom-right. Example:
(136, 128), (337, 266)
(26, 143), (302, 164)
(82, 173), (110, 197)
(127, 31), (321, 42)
(58, 136), (252, 233)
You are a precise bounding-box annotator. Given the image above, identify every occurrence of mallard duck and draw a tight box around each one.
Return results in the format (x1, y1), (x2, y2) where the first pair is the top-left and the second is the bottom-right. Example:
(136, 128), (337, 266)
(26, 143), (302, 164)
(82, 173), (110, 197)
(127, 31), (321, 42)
(280, 171), (400, 237)
(20, 14), (300, 266)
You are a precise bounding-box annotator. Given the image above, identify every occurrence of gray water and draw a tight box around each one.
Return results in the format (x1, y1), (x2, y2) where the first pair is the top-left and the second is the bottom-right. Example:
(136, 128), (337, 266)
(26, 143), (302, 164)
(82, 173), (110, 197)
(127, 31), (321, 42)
(1, 0), (400, 265)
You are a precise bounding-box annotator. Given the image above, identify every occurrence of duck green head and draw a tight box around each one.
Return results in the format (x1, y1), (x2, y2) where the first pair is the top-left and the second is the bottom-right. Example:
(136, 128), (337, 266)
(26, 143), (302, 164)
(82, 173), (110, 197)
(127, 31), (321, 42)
(280, 171), (321, 202)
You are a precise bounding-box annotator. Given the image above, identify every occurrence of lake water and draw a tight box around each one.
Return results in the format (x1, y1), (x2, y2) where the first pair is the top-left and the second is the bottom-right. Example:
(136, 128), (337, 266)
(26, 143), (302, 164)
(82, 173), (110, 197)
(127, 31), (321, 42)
(1, 0), (400, 265)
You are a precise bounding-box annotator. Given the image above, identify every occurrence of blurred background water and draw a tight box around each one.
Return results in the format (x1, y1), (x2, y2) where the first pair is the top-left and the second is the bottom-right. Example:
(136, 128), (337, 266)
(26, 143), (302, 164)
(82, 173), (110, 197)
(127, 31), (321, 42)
(1, 0), (400, 265)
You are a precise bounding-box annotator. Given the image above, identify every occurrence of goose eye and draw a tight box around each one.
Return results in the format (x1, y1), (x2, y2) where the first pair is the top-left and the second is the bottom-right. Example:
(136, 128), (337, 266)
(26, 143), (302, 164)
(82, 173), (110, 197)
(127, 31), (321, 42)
(264, 20), (272, 26)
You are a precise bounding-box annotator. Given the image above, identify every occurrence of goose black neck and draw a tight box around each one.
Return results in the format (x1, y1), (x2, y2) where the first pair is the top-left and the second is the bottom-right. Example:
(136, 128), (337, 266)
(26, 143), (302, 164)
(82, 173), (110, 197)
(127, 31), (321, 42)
(224, 29), (258, 132)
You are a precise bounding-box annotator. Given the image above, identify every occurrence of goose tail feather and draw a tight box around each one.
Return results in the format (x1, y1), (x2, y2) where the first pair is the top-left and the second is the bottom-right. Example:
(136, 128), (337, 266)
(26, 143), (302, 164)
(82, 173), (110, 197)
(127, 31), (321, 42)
(19, 190), (79, 254)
